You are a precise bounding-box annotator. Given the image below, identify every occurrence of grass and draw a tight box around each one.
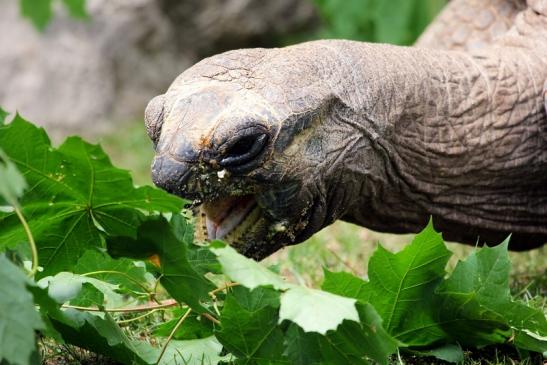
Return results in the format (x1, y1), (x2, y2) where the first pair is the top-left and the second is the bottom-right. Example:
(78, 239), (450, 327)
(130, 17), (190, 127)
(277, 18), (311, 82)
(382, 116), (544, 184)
(93, 119), (547, 365)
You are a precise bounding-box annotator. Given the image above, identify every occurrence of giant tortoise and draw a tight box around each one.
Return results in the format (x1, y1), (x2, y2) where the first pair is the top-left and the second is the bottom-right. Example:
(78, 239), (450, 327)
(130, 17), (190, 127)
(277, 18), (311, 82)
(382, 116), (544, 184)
(145, 0), (547, 259)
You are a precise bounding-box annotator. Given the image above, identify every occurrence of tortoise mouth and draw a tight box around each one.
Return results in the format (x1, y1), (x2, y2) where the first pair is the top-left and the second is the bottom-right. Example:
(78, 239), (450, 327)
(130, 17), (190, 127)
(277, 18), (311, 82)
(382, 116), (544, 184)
(194, 194), (263, 243)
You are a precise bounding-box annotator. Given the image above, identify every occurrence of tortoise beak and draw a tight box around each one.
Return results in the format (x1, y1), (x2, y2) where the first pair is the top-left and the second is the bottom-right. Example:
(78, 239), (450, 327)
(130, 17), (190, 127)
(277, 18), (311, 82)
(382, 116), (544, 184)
(151, 155), (199, 200)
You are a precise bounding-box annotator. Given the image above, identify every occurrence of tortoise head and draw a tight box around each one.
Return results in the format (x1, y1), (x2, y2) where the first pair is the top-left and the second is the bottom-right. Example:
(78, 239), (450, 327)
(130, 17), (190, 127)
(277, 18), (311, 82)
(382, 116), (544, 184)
(146, 43), (359, 259)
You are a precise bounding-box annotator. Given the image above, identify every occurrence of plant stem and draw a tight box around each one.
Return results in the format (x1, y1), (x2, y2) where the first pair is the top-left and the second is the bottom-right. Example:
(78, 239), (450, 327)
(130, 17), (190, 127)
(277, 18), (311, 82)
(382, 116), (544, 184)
(62, 299), (221, 324)
(153, 274), (163, 300)
(202, 312), (220, 325)
(208, 282), (240, 298)
(117, 309), (161, 325)
(13, 204), (38, 277)
(81, 270), (151, 294)
(397, 349), (405, 365)
(155, 308), (192, 365)
(62, 299), (179, 313)
(327, 247), (359, 276)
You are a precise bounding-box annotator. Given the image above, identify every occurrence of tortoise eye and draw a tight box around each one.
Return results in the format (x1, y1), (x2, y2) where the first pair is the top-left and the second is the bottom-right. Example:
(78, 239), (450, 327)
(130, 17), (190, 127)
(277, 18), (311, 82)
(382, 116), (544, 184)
(220, 133), (268, 168)
(144, 94), (165, 146)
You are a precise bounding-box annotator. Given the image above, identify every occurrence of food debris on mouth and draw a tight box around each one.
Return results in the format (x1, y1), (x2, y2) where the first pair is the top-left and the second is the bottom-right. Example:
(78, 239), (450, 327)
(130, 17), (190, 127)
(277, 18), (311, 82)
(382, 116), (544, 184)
(202, 195), (256, 240)
(273, 222), (287, 232)
(217, 169), (227, 179)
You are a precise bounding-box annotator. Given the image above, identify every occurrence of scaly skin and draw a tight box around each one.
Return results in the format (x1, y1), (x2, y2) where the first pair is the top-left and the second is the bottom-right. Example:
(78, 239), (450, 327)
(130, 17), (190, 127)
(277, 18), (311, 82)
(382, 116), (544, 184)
(146, 1), (547, 258)
(416, 0), (527, 51)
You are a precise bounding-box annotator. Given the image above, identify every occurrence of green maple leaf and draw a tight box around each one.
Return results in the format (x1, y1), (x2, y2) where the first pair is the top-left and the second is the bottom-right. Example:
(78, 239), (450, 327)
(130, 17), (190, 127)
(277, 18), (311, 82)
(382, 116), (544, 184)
(283, 303), (398, 365)
(135, 336), (226, 365)
(212, 244), (360, 335)
(107, 216), (216, 313)
(20, 0), (88, 31)
(31, 278), (159, 365)
(323, 225), (546, 354)
(358, 220), (451, 345)
(0, 255), (43, 365)
(407, 344), (464, 364)
(433, 290), (511, 347)
(153, 308), (214, 340)
(61, 0), (88, 19)
(38, 271), (128, 308)
(20, 0), (53, 31)
(322, 223), (501, 352)
(215, 286), (287, 363)
(437, 238), (547, 352)
(283, 324), (324, 365)
(73, 249), (150, 295)
(211, 243), (399, 362)
(321, 269), (368, 302)
(212, 244), (291, 290)
(171, 214), (221, 275)
(0, 148), (27, 207)
(46, 309), (154, 365)
(0, 115), (183, 277)
(68, 282), (105, 307)
(0, 107), (9, 124)
(279, 286), (360, 334)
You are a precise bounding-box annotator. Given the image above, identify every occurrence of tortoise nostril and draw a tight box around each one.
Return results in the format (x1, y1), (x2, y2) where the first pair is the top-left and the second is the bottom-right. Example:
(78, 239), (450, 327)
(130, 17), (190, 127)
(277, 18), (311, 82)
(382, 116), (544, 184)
(219, 133), (268, 169)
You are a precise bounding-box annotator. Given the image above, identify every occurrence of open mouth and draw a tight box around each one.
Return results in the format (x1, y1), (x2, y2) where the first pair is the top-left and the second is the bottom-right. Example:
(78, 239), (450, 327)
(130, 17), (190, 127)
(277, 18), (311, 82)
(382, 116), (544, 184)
(195, 194), (262, 243)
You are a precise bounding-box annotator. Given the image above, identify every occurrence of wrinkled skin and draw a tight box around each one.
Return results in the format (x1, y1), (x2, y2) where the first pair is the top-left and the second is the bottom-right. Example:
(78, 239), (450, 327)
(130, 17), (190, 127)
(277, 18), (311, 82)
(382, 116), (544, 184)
(146, 0), (547, 259)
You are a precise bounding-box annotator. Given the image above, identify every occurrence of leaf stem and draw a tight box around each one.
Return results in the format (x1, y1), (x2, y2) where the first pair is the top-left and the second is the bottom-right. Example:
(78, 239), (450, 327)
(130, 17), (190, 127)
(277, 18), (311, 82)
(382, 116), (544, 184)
(13, 204), (38, 277)
(117, 309), (161, 325)
(62, 298), (221, 325)
(81, 270), (151, 295)
(202, 312), (220, 325)
(62, 299), (179, 313)
(327, 247), (359, 276)
(155, 308), (192, 365)
(208, 282), (240, 298)
(397, 349), (405, 365)
(153, 274), (163, 297)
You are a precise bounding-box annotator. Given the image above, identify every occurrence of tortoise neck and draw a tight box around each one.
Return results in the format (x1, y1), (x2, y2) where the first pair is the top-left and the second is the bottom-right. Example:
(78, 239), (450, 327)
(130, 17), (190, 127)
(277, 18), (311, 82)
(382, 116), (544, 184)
(318, 41), (547, 246)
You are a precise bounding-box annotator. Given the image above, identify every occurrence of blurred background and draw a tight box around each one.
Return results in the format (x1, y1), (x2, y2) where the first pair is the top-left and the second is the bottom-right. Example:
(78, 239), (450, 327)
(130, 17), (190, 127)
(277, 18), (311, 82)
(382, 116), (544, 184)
(0, 0), (445, 136)
(1, 0), (544, 286)
(0, 0), (446, 182)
